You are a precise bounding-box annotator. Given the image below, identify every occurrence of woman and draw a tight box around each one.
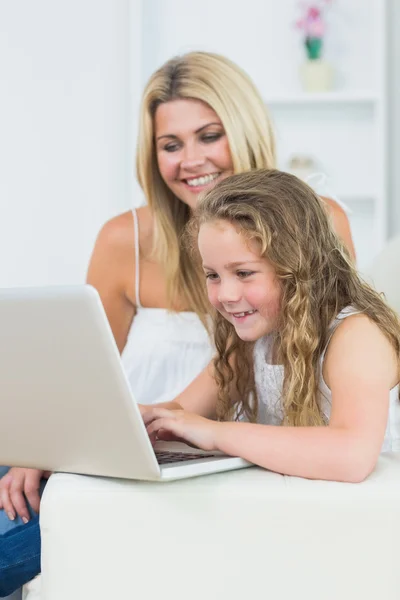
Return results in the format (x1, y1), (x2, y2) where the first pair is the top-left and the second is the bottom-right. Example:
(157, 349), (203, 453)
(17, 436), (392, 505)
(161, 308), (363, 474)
(0, 50), (356, 597)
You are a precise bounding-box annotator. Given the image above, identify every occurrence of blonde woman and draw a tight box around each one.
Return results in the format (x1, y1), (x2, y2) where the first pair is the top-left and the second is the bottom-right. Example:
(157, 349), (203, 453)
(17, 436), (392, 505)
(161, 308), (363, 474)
(0, 51), (355, 596)
(145, 169), (400, 482)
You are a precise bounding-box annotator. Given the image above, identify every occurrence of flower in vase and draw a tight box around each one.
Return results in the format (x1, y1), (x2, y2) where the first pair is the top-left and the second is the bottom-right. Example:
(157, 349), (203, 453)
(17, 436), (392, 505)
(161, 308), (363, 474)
(296, 1), (333, 61)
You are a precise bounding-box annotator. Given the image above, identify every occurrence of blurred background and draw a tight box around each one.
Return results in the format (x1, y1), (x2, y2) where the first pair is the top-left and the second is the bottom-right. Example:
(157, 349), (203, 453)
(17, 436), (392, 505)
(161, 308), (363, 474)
(0, 0), (398, 286)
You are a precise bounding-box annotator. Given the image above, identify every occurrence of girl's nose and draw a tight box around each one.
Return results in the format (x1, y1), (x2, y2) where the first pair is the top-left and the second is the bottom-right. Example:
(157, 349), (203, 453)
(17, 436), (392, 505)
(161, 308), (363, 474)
(217, 280), (241, 305)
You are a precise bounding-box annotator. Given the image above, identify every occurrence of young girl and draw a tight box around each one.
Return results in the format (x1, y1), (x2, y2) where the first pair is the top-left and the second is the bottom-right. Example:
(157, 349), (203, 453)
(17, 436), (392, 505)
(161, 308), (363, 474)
(145, 169), (400, 482)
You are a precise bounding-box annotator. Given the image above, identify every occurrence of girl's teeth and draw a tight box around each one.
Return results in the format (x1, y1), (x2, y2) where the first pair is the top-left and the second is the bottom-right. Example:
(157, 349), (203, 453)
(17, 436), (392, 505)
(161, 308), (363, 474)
(186, 173), (219, 187)
(234, 310), (256, 317)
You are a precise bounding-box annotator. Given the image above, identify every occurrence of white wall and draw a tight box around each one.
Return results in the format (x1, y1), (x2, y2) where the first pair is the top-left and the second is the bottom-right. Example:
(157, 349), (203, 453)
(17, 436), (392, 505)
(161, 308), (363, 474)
(388, 0), (400, 236)
(1, 0), (398, 287)
(0, 0), (133, 287)
(141, 0), (376, 95)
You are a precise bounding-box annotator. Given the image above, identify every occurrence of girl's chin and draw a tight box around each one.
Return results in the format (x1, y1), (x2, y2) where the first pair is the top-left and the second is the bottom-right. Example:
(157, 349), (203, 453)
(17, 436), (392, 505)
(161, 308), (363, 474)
(234, 329), (260, 342)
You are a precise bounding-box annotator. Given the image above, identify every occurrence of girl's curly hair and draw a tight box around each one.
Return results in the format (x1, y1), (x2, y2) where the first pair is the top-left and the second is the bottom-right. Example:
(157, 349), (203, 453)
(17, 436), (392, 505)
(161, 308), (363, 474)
(186, 169), (400, 425)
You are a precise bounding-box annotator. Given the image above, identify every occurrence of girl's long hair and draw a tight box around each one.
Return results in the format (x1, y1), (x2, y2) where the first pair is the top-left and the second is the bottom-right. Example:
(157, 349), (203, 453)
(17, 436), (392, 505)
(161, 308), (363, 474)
(188, 169), (400, 425)
(136, 51), (276, 320)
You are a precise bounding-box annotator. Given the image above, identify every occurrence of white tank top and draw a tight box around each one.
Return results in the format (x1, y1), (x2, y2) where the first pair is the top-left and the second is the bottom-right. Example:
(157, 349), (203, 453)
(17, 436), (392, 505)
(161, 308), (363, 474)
(121, 209), (214, 405)
(253, 307), (400, 452)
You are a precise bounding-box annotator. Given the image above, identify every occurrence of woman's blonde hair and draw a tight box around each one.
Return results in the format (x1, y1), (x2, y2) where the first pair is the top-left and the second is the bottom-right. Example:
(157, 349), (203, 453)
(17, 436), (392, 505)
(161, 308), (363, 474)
(136, 51), (276, 316)
(190, 169), (400, 425)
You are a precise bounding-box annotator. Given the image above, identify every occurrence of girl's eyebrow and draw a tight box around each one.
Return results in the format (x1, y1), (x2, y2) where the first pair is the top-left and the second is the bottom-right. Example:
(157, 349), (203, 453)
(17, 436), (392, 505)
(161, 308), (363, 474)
(156, 122), (222, 142)
(224, 260), (261, 268)
(202, 260), (261, 270)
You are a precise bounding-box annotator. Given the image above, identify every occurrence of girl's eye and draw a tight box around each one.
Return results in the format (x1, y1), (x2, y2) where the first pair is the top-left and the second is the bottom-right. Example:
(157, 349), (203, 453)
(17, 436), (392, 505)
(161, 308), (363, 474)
(201, 132), (223, 143)
(205, 272), (219, 281)
(237, 270), (254, 279)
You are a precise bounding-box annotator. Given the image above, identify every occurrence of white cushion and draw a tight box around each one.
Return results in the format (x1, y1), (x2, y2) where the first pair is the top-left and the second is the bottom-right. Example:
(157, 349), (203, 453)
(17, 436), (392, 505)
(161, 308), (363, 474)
(38, 454), (400, 600)
(22, 576), (41, 600)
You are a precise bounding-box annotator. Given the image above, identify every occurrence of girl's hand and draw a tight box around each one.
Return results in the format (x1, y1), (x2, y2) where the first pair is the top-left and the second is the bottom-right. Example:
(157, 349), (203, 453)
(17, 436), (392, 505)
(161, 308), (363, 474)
(142, 408), (220, 452)
(0, 467), (49, 522)
(137, 403), (147, 417)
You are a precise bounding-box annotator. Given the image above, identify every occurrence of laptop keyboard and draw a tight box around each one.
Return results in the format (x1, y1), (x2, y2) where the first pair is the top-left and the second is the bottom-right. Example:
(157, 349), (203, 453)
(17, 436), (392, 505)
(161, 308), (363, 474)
(155, 451), (219, 465)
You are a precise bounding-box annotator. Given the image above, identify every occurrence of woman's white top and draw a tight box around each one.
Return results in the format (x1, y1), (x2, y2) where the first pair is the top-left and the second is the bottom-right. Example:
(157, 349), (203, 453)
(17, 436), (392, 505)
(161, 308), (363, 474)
(253, 306), (400, 452)
(304, 172), (351, 214)
(121, 209), (213, 405)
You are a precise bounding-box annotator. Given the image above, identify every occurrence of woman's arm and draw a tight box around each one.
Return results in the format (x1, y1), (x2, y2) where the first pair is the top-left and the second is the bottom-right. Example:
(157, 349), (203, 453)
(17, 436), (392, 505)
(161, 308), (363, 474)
(321, 196), (356, 261)
(86, 213), (136, 353)
(146, 315), (397, 482)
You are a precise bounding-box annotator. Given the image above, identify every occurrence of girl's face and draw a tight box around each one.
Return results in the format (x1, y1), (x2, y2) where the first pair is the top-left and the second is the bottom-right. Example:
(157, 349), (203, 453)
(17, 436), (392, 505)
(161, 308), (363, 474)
(154, 98), (234, 210)
(198, 220), (282, 342)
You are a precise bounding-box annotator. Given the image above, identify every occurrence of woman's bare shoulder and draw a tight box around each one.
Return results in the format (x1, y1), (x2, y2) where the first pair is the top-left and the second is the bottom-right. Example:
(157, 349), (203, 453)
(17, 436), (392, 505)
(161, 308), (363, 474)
(320, 195), (356, 260)
(96, 206), (153, 254)
(135, 205), (155, 251)
(321, 196), (346, 216)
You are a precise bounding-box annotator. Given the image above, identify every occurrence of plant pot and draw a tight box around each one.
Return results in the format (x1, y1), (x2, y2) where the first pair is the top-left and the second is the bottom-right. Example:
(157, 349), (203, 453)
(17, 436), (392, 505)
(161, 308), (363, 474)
(300, 59), (333, 92)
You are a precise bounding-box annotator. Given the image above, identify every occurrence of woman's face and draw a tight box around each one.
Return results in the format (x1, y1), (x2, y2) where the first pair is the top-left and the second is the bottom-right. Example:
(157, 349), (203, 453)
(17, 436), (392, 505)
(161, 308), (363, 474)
(154, 98), (234, 210)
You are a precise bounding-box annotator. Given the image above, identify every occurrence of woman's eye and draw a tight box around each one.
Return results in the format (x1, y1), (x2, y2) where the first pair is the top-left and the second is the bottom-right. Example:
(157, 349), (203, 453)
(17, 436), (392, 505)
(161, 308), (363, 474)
(237, 270), (254, 279)
(201, 133), (223, 143)
(162, 142), (180, 152)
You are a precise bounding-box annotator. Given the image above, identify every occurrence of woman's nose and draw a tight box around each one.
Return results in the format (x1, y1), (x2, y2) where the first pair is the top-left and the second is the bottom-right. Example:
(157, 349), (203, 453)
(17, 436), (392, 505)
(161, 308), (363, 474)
(180, 144), (205, 170)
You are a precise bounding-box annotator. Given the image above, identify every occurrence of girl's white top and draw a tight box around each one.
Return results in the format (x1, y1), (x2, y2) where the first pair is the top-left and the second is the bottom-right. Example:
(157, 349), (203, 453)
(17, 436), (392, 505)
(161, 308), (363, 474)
(121, 209), (213, 405)
(253, 306), (400, 452)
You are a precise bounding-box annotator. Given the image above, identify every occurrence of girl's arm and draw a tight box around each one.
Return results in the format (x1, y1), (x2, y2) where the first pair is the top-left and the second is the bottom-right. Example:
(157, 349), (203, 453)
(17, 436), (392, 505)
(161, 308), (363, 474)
(173, 362), (220, 417)
(140, 361), (221, 418)
(146, 315), (397, 482)
(215, 314), (396, 482)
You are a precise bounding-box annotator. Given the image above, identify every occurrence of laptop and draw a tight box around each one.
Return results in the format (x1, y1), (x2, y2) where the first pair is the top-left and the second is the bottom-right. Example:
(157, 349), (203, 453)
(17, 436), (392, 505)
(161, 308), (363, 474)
(0, 285), (252, 481)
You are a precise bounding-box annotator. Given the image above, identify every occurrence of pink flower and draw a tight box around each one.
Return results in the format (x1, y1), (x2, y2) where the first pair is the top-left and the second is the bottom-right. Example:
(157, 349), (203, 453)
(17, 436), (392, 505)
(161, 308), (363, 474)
(308, 19), (325, 37)
(295, 1), (334, 39)
(308, 7), (321, 19)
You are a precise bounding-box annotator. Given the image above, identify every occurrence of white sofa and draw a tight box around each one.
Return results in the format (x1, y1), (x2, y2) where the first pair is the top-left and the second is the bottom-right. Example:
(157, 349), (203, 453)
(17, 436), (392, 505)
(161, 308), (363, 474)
(365, 234), (400, 314)
(24, 453), (400, 600)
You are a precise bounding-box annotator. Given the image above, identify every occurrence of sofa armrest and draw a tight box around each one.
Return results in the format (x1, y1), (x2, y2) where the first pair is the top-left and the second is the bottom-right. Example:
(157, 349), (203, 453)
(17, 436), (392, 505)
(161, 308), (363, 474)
(39, 453), (400, 600)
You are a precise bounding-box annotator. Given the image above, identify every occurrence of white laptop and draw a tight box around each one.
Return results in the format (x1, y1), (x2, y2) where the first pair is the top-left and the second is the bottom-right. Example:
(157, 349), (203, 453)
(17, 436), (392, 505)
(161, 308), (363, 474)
(0, 285), (252, 481)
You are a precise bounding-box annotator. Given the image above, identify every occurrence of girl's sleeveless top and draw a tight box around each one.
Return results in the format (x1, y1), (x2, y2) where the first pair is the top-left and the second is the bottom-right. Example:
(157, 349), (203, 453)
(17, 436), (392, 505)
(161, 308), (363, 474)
(253, 307), (400, 452)
(120, 209), (213, 405)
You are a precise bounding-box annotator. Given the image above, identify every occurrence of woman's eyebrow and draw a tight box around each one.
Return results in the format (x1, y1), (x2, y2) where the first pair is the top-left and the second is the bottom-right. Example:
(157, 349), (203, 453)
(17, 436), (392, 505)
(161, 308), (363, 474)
(156, 133), (178, 141)
(194, 122), (222, 134)
(156, 122), (222, 142)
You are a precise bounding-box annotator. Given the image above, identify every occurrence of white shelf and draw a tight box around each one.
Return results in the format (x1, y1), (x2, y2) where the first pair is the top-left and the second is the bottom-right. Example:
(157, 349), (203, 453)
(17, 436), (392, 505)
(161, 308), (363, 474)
(265, 91), (379, 106)
(338, 194), (377, 203)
